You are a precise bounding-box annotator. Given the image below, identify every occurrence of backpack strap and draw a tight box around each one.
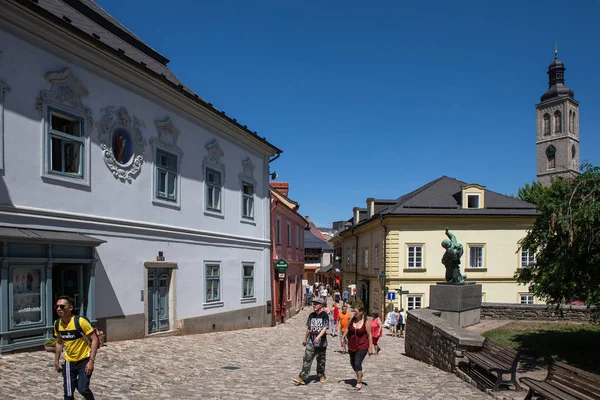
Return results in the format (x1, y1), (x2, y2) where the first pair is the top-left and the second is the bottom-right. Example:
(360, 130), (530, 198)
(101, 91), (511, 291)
(54, 319), (59, 337)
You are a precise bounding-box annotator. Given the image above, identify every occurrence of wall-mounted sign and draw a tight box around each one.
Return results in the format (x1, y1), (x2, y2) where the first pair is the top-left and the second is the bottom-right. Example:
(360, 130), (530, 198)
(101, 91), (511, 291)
(275, 258), (289, 273)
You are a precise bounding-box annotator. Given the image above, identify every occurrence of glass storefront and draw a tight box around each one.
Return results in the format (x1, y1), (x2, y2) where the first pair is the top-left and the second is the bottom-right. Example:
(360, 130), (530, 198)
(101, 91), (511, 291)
(0, 232), (103, 354)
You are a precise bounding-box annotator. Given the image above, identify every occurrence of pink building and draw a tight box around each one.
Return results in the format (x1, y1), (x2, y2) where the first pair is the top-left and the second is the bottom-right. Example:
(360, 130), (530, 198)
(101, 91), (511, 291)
(270, 182), (307, 324)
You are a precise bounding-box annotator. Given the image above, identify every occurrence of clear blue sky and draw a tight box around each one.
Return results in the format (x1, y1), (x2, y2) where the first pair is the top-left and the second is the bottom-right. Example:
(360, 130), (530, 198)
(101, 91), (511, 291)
(98, 0), (600, 228)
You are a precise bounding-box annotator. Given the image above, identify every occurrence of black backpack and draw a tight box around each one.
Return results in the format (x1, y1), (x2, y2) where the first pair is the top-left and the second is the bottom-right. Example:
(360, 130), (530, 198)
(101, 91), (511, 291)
(54, 315), (101, 351)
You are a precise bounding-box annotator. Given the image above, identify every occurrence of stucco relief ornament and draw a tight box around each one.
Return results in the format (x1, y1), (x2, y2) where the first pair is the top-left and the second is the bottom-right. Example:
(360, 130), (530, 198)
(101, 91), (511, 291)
(238, 157), (256, 185)
(152, 117), (181, 152)
(35, 69), (93, 126)
(202, 139), (226, 181)
(97, 105), (146, 182)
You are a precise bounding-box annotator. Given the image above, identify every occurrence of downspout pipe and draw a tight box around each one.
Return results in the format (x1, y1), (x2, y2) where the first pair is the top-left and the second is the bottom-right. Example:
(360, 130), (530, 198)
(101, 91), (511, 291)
(351, 228), (358, 300)
(270, 197), (279, 326)
(269, 152), (281, 164)
(380, 215), (387, 315)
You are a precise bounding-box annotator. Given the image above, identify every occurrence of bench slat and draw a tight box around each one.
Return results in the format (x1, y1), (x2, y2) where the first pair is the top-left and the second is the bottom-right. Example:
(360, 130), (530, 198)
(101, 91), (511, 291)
(520, 361), (600, 400)
(520, 378), (580, 400)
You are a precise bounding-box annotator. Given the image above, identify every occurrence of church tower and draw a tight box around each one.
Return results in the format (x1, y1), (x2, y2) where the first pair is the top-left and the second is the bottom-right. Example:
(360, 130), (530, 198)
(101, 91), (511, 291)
(536, 50), (580, 186)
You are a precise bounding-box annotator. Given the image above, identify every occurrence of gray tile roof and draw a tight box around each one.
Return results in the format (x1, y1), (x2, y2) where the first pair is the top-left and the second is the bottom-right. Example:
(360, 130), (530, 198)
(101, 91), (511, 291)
(380, 176), (536, 216)
(304, 230), (333, 250)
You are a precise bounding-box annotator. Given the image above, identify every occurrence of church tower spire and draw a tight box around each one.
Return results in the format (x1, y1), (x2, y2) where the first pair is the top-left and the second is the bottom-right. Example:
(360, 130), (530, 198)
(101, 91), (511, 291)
(536, 47), (580, 186)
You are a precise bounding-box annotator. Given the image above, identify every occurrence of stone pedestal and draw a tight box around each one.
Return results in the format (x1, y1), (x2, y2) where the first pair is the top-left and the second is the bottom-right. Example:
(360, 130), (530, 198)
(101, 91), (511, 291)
(429, 283), (482, 327)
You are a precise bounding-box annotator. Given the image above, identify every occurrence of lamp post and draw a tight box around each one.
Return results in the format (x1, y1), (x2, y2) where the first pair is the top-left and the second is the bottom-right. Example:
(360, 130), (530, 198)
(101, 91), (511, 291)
(378, 271), (386, 320)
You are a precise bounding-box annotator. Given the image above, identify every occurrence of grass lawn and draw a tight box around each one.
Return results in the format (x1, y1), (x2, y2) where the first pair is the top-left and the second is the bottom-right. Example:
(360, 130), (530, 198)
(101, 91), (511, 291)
(483, 321), (600, 374)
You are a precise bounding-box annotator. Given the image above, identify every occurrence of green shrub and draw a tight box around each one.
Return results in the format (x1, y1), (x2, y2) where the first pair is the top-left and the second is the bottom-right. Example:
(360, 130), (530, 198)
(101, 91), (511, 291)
(44, 337), (56, 346)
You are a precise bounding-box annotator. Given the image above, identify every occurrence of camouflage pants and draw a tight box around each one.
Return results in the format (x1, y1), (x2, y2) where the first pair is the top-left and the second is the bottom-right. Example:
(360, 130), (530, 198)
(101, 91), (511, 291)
(299, 342), (326, 380)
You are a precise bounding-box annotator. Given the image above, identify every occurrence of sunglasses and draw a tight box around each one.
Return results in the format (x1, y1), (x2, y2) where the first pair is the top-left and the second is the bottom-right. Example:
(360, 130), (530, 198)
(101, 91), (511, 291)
(54, 304), (68, 309)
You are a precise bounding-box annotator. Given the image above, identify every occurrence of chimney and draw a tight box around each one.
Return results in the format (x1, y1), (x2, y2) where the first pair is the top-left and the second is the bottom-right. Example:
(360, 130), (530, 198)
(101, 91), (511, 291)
(366, 198), (375, 218)
(353, 207), (360, 225)
(270, 181), (289, 197)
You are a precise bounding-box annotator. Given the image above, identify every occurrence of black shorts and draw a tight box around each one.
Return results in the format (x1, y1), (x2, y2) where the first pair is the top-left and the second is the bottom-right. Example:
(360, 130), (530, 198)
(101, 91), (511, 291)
(348, 349), (368, 372)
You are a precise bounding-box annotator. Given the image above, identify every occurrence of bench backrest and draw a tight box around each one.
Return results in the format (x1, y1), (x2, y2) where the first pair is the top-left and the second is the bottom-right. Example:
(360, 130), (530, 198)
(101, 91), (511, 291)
(482, 338), (520, 370)
(547, 361), (600, 400)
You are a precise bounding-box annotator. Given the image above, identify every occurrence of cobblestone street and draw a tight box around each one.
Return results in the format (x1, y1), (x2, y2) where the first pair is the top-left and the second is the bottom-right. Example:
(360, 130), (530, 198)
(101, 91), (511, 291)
(0, 306), (489, 399)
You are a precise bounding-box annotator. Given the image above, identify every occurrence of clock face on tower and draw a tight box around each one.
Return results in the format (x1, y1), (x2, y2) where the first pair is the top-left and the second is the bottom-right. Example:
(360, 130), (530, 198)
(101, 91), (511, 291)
(546, 145), (556, 157)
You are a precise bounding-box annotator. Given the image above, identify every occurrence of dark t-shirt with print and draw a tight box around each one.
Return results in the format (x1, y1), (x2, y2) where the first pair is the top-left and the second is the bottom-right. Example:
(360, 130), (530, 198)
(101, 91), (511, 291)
(306, 311), (329, 348)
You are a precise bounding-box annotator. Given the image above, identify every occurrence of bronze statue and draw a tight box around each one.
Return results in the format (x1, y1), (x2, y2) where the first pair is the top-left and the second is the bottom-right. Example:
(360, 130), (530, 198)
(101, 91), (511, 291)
(441, 228), (467, 284)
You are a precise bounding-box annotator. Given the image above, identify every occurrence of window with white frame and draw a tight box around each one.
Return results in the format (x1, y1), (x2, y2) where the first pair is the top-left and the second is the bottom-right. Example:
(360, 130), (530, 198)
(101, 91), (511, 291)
(467, 194), (480, 209)
(156, 149), (178, 202)
(295, 226), (299, 248)
(351, 248), (356, 265)
(469, 245), (485, 268)
(241, 181), (254, 219)
(242, 263), (254, 298)
(206, 168), (222, 212)
(287, 222), (291, 246)
(407, 245), (423, 269)
(407, 295), (422, 310)
(520, 248), (535, 268)
(276, 217), (281, 244)
(520, 294), (534, 304)
(346, 249), (350, 266)
(48, 109), (85, 177)
(205, 263), (220, 302)
(374, 246), (380, 269)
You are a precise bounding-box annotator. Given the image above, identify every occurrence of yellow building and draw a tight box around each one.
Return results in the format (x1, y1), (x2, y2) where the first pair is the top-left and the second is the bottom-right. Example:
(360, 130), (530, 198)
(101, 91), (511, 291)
(334, 176), (537, 314)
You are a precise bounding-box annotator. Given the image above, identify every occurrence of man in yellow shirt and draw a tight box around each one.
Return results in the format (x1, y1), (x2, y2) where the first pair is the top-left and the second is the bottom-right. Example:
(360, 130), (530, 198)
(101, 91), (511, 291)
(53, 296), (98, 400)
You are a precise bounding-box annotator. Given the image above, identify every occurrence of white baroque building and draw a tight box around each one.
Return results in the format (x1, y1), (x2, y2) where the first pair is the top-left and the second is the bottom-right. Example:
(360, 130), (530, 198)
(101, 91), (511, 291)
(0, 0), (281, 352)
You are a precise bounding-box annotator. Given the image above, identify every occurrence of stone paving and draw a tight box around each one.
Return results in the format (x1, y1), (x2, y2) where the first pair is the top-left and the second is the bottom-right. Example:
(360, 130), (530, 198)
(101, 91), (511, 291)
(0, 306), (491, 399)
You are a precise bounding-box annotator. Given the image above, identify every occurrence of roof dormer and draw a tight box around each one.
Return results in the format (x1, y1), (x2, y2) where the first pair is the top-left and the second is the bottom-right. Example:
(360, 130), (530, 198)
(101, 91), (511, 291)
(461, 184), (485, 209)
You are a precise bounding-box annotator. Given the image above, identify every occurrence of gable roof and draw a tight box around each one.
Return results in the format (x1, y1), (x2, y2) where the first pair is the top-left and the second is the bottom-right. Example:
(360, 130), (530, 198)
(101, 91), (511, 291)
(380, 176), (536, 216)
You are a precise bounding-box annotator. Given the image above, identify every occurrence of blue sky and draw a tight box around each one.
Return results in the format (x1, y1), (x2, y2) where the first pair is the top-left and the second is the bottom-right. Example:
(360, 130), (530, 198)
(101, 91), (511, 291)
(98, 0), (600, 228)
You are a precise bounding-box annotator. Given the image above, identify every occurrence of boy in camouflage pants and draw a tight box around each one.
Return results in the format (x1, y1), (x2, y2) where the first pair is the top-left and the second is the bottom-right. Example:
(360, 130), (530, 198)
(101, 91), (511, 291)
(293, 297), (329, 385)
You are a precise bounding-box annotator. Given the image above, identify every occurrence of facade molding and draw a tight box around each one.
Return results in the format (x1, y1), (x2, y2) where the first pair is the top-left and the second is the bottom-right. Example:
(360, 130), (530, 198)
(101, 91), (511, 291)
(0, 1), (279, 158)
(0, 78), (10, 170)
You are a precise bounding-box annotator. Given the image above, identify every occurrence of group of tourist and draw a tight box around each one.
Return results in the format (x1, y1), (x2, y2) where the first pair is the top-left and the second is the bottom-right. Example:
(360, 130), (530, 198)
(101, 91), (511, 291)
(294, 288), (405, 391)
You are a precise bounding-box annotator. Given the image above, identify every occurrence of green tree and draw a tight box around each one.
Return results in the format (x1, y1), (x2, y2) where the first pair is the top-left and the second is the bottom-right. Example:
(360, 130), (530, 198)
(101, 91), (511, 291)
(516, 164), (600, 309)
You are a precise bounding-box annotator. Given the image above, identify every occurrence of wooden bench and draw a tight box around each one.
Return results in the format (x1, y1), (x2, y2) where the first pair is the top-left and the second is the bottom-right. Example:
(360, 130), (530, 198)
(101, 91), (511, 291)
(463, 338), (522, 392)
(520, 360), (600, 400)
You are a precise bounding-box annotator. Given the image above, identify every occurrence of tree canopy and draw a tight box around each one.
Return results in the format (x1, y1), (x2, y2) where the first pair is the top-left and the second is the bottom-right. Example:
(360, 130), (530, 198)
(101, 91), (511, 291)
(516, 164), (600, 309)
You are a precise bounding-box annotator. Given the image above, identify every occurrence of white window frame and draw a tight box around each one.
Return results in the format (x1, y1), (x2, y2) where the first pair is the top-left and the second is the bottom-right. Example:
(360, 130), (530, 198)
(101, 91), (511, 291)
(37, 69), (92, 188)
(151, 119), (183, 209)
(520, 248), (535, 268)
(206, 168), (222, 213)
(374, 246), (380, 270)
(346, 248), (350, 266)
(287, 222), (291, 247)
(241, 181), (254, 220)
(361, 248), (369, 269)
(205, 262), (221, 303)
(241, 263), (255, 300)
(276, 216), (281, 244)
(407, 295), (422, 310)
(520, 294), (534, 304)
(407, 245), (424, 269)
(466, 194), (480, 209)
(468, 244), (485, 269)
(154, 148), (179, 204)
(295, 226), (299, 249)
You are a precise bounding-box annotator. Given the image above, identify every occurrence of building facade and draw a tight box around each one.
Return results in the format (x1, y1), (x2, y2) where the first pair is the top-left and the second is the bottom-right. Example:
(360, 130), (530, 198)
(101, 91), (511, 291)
(270, 182), (306, 324)
(0, 0), (280, 352)
(337, 177), (537, 315)
(536, 52), (580, 186)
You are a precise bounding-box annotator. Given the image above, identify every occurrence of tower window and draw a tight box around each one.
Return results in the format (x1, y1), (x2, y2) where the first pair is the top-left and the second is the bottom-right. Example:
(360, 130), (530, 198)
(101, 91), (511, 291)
(572, 144), (576, 158)
(554, 110), (562, 133)
(543, 113), (550, 136)
(569, 110), (573, 133)
(546, 145), (556, 170)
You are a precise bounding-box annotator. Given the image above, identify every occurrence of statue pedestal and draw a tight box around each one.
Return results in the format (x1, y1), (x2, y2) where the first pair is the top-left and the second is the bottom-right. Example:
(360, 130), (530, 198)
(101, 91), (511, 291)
(429, 283), (482, 328)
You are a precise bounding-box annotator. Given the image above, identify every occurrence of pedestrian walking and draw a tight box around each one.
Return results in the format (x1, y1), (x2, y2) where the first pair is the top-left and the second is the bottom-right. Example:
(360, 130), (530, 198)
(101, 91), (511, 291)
(333, 289), (341, 305)
(53, 295), (98, 400)
(399, 308), (407, 338)
(342, 289), (349, 304)
(330, 303), (339, 336)
(370, 311), (383, 354)
(342, 304), (373, 390)
(293, 297), (329, 385)
(389, 308), (399, 337)
(337, 303), (351, 353)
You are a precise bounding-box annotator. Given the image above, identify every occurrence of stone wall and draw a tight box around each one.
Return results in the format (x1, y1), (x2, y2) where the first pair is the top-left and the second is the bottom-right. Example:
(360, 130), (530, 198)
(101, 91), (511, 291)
(405, 309), (484, 373)
(481, 303), (598, 323)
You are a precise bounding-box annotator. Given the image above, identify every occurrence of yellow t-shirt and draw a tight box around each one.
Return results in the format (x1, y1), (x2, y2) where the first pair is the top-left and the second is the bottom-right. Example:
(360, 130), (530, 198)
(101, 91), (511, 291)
(54, 316), (94, 362)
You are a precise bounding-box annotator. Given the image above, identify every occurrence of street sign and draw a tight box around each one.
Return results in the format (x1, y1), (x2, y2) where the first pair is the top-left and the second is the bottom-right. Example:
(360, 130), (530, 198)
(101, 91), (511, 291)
(278, 273), (285, 280)
(302, 279), (308, 286)
(400, 290), (409, 295)
(386, 292), (396, 301)
(275, 258), (289, 273)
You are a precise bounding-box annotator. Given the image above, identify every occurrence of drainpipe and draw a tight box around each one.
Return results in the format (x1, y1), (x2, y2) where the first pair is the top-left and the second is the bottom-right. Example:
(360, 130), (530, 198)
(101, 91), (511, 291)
(351, 228), (359, 301)
(270, 197), (279, 327)
(269, 152), (281, 164)
(380, 215), (387, 316)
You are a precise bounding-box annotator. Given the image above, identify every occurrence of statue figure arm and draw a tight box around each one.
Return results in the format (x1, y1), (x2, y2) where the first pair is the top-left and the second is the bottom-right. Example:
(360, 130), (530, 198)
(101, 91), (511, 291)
(445, 228), (457, 245)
